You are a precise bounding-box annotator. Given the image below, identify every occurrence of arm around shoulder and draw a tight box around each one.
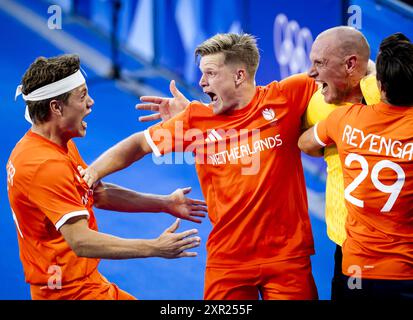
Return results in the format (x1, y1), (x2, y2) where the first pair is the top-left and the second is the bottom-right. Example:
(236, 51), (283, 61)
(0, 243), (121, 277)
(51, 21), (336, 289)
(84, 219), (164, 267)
(298, 125), (325, 157)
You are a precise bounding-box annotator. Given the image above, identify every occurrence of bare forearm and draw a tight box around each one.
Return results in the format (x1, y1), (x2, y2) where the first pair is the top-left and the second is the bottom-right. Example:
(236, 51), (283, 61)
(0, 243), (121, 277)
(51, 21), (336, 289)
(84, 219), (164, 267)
(91, 132), (151, 181)
(75, 228), (157, 259)
(94, 182), (169, 212)
(298, 126), (325, 157)
(60, 217), (200, 260)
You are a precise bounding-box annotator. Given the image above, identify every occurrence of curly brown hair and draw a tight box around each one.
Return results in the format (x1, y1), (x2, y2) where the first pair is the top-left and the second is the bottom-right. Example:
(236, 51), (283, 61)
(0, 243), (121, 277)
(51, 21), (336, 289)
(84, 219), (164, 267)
(21, 54), (80, 123)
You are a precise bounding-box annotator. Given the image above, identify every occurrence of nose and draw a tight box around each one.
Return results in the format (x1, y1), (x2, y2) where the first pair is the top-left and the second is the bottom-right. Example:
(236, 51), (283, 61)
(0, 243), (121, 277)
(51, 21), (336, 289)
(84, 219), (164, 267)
(199, 74), (207, 88)
(307, 64), (318, 78)
(87, 95), (94, 108)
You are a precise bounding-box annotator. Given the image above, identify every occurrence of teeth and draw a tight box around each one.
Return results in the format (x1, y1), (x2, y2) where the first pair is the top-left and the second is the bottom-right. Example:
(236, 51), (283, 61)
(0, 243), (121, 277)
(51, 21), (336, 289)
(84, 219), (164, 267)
(82, 120), (87, 128)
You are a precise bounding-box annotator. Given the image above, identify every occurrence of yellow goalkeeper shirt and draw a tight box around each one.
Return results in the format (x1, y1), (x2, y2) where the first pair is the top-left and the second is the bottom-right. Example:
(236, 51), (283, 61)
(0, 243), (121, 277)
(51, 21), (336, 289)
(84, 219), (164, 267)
(304, 75), (380, 245)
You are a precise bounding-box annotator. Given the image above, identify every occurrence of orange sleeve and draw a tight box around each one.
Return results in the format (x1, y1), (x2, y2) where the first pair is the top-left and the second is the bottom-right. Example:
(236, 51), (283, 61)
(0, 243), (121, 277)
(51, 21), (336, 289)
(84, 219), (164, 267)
(28, 159), (88, 229)
(278, 73), (318, 117)
(145, 105), (193, 155)
(315, 106), (348, 146)
(314, 119), (333, 146)
(68, 140), (88, 168)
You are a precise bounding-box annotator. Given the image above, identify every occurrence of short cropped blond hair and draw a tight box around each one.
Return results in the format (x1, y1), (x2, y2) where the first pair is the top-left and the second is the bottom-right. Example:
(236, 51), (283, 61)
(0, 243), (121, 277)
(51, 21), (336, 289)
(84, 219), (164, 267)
(195, 33), (260, 78)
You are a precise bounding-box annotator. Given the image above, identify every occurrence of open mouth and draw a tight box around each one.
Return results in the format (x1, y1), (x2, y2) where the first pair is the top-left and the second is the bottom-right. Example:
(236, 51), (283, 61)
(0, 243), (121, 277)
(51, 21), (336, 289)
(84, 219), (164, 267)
(322, 83), (329, 95)
(205, 91), (218, 103)
(81, 111), (91, 129)
(316, 81), (328, 95)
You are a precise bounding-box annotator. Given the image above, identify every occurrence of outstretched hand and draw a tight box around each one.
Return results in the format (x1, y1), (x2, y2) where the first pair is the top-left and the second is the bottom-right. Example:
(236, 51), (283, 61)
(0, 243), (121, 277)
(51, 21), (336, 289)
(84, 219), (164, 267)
(155, 218), (201, 258)
(136, 80), (190, 122)
(165, 187), (207, 224)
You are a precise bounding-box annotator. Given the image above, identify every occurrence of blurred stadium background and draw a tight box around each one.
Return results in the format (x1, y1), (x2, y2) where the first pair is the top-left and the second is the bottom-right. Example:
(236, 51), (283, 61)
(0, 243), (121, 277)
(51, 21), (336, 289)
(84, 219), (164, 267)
(0, 0), (412, 300)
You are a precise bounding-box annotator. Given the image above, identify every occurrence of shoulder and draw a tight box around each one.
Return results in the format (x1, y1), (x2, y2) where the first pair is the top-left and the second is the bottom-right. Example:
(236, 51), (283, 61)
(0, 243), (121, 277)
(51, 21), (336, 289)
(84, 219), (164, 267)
(67, 140), (82, 160)
(276, 73), (317, 109)
(305, 89), (337, 126)
(10, 134), (68, 168)
(263, 73), (314, 93)
(360, 74), (381, 105)
(278, 73), (315, 90)
(305, 89), (367, 127)
(328, 103), (364, 123)
(188, 101), (214, 118)
(34, 158), (74, 176)
(189, 101), (212, 111)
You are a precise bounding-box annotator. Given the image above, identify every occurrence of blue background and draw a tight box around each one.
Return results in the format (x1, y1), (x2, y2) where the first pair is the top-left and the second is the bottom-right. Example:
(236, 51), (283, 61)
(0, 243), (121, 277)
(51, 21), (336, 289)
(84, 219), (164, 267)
(0, 0), (412, 300)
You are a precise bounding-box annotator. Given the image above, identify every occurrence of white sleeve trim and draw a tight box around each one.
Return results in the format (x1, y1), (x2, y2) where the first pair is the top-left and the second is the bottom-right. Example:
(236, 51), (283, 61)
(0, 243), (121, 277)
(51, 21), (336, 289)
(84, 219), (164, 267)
(313, 123), (327, 147)
(144, 129), (162, 157)
(55, 210), (89, 230)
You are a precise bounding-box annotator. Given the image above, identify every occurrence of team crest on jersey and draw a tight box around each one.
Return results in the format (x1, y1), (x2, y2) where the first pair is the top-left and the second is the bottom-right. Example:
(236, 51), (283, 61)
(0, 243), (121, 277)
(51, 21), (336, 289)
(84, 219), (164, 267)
(262, 108), (276, 121)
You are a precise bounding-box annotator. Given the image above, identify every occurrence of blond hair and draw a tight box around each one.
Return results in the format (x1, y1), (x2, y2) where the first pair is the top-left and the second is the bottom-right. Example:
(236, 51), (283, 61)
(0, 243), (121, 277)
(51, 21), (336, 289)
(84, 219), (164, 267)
(195, 33), (260, 78)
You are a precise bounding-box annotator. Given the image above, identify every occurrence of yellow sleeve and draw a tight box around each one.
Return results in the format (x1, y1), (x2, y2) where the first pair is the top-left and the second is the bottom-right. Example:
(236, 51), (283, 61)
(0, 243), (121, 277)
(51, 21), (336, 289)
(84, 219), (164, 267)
(303, 89), (339, 129)
(360, 75), (381, 105)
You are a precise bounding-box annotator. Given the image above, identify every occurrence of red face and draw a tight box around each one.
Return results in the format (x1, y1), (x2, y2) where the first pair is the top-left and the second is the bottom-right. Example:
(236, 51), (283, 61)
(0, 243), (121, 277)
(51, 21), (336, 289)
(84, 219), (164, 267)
(308, 38), (352, 105)
(198, 53), (240, 114)
(60, 84), (94, 138)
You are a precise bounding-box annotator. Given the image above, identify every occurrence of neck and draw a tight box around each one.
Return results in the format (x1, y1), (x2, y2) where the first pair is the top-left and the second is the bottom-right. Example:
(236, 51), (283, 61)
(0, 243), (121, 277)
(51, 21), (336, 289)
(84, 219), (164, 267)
(343, 83), (364, 104)
(232, 82), (257, 110)
(31, 123), (69, 149)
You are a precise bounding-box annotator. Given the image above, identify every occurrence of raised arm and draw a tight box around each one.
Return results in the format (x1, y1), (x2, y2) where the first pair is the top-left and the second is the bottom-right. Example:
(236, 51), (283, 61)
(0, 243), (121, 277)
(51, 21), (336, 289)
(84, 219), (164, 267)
(82, 131), (151, 186)
(60, 217), (201, 259)
(136, 80), (190, 122)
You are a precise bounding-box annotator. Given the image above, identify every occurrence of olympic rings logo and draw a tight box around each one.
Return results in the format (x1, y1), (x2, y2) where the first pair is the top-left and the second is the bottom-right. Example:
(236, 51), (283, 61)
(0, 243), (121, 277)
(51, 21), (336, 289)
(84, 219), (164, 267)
(273, 14), (313, 79)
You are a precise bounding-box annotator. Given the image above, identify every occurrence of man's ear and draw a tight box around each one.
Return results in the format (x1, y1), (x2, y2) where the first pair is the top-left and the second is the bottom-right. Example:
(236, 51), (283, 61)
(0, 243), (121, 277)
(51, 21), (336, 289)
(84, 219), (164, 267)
(234, 68), (247, 85)
(346, 55), (357, 73)
(50, 100), (63, 116)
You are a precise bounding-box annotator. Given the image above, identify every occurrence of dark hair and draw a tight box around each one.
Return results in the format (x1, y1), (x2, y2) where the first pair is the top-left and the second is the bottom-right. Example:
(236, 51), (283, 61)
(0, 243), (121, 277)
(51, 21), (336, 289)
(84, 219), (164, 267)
(21, 54), (81, 123)
(376, 33), (413, 106)
(195, 33), (260, 79)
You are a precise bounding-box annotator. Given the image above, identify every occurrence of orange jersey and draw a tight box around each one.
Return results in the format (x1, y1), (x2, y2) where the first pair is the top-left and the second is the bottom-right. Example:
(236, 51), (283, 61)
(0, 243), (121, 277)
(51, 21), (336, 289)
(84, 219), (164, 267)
(6, 130), (98, 285)
(30, 269), (136, 300)
(316, 102), (413, 279)
(145, 73), (317, 267)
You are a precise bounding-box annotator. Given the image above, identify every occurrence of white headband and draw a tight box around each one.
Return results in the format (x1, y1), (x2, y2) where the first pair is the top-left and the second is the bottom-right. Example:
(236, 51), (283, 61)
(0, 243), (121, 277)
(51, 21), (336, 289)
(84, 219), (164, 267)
(15, 69), (86, 124)
(15, 69), (86, 102)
